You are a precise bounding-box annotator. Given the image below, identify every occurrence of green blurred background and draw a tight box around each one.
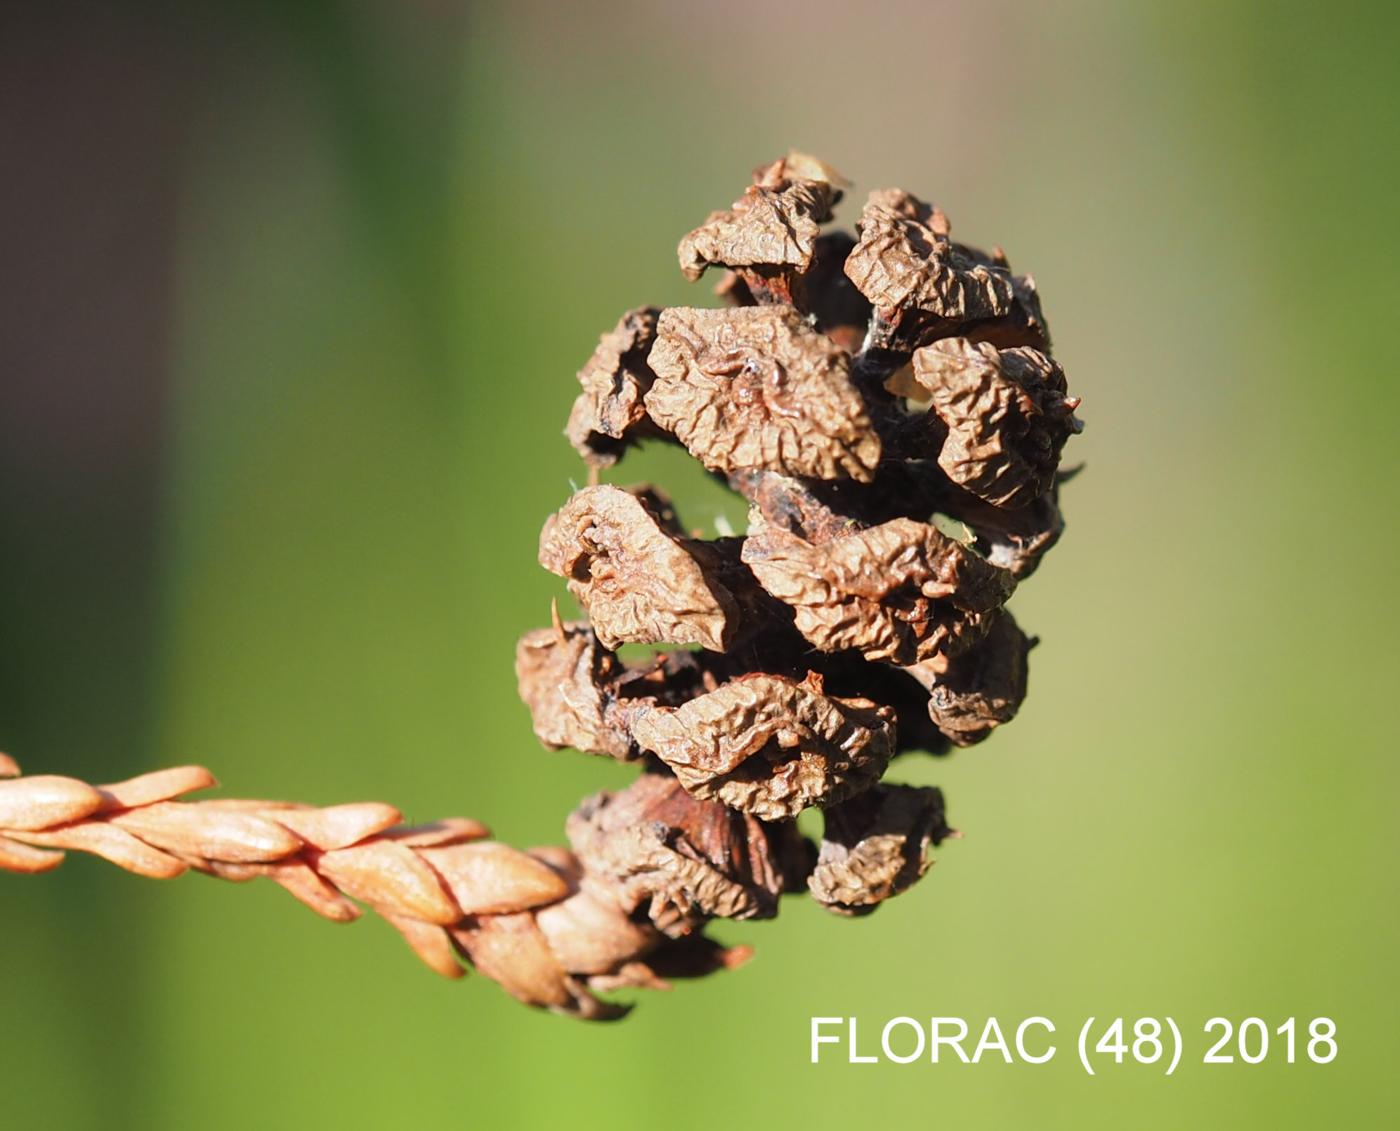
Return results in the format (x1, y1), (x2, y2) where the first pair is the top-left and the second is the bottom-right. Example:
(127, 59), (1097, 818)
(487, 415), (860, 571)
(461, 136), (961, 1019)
(3, 1), (1397, 1127)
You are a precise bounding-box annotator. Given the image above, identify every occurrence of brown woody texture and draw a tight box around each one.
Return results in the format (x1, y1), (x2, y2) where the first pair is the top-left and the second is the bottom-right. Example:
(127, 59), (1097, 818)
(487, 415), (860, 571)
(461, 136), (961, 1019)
(2, 155), (1078, 1020)
(525, 153), (1080, 1005)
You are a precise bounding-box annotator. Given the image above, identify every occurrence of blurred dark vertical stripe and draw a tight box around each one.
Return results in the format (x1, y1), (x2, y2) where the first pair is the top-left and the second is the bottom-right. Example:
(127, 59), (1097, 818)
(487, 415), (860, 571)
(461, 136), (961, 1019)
(0, 3), (205, 1125)
(0, 3), (474, 1124)
(0, 1), (189, 763)
(0, 0), (474, 756)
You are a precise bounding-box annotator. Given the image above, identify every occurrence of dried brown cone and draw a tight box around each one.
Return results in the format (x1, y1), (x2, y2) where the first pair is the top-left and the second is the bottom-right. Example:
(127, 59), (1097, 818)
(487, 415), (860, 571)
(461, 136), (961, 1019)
(0, 755), (747, 1020)
(523, 153), (1080, 850)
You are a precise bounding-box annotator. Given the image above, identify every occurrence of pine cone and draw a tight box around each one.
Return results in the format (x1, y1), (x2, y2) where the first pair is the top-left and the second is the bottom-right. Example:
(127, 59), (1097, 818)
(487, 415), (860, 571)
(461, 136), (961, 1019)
(519, 151), (1082, 1001)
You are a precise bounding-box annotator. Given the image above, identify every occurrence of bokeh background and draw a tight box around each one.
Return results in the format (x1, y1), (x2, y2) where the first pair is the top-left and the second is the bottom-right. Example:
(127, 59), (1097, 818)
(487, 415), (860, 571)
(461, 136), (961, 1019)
(3, 1), (1398, 1128)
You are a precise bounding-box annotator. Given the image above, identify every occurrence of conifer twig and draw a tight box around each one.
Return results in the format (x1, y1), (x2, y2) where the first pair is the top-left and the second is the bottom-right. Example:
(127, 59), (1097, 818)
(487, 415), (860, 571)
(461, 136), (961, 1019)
(0, 755), (745, 1019)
